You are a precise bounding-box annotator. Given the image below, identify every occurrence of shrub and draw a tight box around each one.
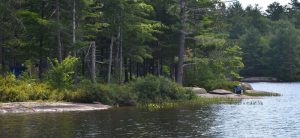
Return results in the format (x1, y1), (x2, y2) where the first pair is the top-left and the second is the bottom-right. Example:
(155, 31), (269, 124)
(45, 56), (78, 89)
(184, 62), (239, 91)
(0, 74), (52, 102)
(0, 74), (195, 105)
(130, 75), (196, 103)
(70, 80), (137, 105)
(69, 76), (195, 105)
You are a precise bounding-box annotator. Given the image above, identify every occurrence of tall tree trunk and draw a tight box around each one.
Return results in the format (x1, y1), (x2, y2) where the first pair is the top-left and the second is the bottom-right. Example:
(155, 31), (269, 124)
(157, 58), (160, 76)
(81, 52), (85, 75)
(115, 42), (120, 79)
(119, 28), (123, 84)
(124, 57), (129, 82)
(91, 41), (96, 83)
(72, 0), (78, 83)
(129, 59), (132, 80)
(160, 58), (163, 76)
(72, 0), (76, 54)
(56, 0), (62, 63)
(0, 30), (2, 74)
(176, 0), (186, 85)
(108, 37), (114, 83)
(38, 0), (45, 79)
(136, 63), (139, 77)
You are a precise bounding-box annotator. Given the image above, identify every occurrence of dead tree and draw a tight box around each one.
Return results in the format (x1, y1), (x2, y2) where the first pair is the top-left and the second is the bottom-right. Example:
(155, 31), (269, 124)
(176, 0), (186, 85)
(56, 0), (62, 63)
(91, 41), (96, 83)
(108, 37), (115, 83)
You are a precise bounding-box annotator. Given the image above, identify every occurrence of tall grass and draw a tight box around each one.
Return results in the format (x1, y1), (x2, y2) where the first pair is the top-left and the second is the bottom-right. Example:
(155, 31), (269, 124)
(137, 97), (241, 111)
(244, 92), (281, 97)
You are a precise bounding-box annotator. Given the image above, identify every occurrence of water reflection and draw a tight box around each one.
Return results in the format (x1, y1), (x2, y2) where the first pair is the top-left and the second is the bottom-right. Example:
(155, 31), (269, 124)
(0, 106), (218, 137)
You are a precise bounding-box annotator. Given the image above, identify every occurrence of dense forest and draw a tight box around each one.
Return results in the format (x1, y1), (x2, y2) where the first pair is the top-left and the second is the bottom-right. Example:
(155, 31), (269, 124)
(0, 0), (300, 103)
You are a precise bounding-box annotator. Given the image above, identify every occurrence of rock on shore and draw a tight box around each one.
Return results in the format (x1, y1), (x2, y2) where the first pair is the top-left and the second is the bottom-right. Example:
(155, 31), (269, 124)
(209, 89), (233, 95)
(186, 87), (207, 94)
(0, 102), (111, 114)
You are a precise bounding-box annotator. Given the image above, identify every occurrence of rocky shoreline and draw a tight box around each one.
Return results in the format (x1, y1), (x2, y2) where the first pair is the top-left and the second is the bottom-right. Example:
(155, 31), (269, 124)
(187, 82), (280, 99)
(0, 102), (111, 114)
(197, 93), (260, 99)
(0, 83), (280, 114)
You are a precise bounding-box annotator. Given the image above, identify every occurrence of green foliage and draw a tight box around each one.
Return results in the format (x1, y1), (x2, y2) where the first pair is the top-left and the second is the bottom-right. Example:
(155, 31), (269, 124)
(269, 21), (300, 81)
(0, 74), (52, 102)
(68, 76), (196, 105)
(184, 62), (238, 90)
(184, 32), (243, 90)
(70, 80), (137, 105)
(46, 56), (79, 88)
(131, 75), (196, 103)
(240, 28), (270, 76)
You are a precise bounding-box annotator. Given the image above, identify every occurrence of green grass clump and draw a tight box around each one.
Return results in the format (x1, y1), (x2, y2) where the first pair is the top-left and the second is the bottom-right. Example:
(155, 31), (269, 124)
(137, 97), (240, 111)
(244, 92), (281, 97)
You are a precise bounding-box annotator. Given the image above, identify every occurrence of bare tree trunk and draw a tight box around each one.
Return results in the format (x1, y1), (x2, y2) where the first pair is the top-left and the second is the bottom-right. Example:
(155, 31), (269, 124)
(176, 0), (186, 85)
(72, 0), (76, 55)
(56, 0), (62, 63)
(157, 58), (160, 76)
(0, 31), (2, 74)
(81, 52), (85, 75)
(119, 28), (123, 84)
(108, 37), (114, 83)
(136, 63), (139, 77)
(38, 0), (45, 79)
(72, 0), (79, 83)
(124, 57), (129, 82)
(114, 25), (122, 83)
(91, 41), (96, 83)
(129, 59), (132, 80)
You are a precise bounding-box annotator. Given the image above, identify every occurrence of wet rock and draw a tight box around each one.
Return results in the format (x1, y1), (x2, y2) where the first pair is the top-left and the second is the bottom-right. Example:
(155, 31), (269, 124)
(209, 89), (233, 95)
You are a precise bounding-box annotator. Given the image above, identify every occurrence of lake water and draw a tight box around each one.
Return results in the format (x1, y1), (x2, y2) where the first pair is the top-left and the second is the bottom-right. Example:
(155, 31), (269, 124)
(0, 82), (300, 138)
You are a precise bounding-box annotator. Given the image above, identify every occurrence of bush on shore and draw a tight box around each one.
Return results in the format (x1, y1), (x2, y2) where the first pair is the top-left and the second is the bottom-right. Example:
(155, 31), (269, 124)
(0, 74), (196, 105)
(0, 74), (52, 102)
(131, 75), (196, 103)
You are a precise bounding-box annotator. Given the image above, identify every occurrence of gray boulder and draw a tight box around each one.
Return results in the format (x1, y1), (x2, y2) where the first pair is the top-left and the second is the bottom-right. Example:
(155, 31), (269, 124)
(209, 89), (233, 95)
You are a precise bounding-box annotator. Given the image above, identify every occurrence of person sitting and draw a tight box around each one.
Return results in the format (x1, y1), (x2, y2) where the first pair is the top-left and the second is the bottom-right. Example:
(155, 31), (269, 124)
(234, 84), (243, 96)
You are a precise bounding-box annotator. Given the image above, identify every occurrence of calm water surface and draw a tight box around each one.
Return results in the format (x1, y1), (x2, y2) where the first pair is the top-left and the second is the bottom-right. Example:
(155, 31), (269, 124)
(0, 82), (300, 138)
